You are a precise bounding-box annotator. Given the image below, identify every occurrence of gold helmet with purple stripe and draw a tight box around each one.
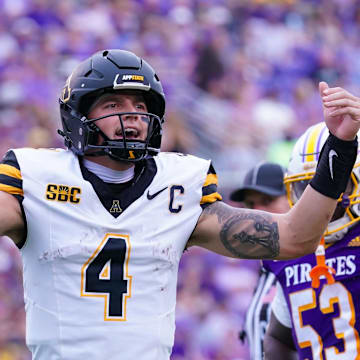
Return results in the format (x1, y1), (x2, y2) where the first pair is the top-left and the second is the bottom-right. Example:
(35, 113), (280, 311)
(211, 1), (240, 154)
(284, 122), (360, 242)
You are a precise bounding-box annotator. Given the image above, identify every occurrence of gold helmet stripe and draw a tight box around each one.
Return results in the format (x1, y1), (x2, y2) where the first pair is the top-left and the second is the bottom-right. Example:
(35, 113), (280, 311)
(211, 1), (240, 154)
(305, 123), (325, 162)
(61, 72), (73, 103)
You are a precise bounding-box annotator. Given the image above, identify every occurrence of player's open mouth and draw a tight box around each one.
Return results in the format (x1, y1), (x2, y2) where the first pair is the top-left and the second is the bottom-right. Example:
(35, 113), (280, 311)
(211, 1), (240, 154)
(115, 127), (141, 140)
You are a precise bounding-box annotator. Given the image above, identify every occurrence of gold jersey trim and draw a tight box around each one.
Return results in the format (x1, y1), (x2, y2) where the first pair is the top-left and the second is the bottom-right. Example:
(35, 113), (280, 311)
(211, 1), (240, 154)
(0, 183), (24, 196)
(203, 173), (218, 187)
(0, 164), (22, 179)
(200, 192), (222, 205)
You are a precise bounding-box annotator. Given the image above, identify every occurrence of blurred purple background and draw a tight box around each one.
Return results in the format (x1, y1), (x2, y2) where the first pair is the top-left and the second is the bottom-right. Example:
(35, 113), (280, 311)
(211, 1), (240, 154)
(1, 0), (360, 358)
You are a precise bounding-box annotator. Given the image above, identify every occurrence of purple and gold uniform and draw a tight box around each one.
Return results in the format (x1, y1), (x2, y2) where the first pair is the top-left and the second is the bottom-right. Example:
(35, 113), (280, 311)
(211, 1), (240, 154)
(264, 226), (360, 360)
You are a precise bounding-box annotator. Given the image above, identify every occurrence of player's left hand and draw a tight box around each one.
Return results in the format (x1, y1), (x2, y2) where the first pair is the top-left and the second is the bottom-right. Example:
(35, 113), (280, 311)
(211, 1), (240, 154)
(320, 81), (360, 141)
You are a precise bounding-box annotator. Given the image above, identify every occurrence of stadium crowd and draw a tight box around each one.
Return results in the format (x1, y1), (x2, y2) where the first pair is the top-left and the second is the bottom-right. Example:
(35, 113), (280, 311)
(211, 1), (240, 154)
(1, 0), (360, 358)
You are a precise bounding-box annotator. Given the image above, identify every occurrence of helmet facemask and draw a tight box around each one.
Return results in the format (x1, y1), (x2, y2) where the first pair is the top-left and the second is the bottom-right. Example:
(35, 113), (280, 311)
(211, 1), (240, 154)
(83, 110), (163, 162)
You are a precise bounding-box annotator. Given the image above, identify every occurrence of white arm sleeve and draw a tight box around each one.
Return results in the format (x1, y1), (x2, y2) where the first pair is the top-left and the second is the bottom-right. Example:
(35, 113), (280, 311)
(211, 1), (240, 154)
(271, 282), (292, 328)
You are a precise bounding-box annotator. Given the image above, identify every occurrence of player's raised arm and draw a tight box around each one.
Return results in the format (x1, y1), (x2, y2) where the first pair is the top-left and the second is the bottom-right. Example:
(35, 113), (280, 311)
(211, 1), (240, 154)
(188, 82), (360, 260)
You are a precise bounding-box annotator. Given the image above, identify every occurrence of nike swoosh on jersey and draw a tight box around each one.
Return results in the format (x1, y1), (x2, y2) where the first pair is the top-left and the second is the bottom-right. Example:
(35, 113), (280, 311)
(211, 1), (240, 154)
(147, 186), (168, 200)
(329, 149), (338, 180)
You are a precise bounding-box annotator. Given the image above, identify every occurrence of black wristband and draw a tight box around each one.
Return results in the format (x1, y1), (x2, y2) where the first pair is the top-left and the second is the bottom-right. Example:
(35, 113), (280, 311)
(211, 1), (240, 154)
(310, 133), (358, 199)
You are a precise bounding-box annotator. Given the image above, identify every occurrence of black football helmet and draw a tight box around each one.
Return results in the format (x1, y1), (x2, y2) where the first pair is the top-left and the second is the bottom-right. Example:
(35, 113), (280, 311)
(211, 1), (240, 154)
(58, 49), (165, 161)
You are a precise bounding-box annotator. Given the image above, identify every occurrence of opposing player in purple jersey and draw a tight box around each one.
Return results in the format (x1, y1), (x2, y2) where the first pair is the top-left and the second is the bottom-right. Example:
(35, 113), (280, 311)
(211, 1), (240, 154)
(264, 121), (360, 360)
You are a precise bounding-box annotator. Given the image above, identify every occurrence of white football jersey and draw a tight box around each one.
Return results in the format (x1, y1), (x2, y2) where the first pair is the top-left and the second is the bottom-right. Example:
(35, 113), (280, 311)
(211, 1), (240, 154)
(0, 148), (221, 360)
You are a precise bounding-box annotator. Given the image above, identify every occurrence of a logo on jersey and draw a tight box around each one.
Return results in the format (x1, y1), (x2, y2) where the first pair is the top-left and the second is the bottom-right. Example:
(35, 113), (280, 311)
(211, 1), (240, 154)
(46, 184), (81, 204)
(110, 200), (122, 213)
(147, 186), (168, 200)
(348, 236), (360, 246)
(284, 255), (356, 287)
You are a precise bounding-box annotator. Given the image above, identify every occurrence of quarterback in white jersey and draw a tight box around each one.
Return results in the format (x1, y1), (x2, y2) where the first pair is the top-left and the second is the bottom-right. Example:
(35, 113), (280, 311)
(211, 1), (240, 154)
(2, 148), (219, 359)
(0, 49), (359, 360)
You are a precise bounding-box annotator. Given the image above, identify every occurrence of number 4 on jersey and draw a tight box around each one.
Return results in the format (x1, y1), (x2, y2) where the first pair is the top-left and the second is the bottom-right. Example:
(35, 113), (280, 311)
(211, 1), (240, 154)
(80, 234), (132, 321)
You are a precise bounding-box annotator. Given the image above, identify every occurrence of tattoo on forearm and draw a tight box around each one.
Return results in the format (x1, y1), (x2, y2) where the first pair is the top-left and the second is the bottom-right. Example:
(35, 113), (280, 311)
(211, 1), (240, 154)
(221, 213), (280, 259)
(204, 202), (280, 259)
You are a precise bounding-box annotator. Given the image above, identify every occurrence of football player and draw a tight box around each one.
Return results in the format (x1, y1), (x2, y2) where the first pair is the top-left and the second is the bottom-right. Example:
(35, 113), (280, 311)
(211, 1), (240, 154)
(0, 49), (359, 360)
(264, 121), (360, 360)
